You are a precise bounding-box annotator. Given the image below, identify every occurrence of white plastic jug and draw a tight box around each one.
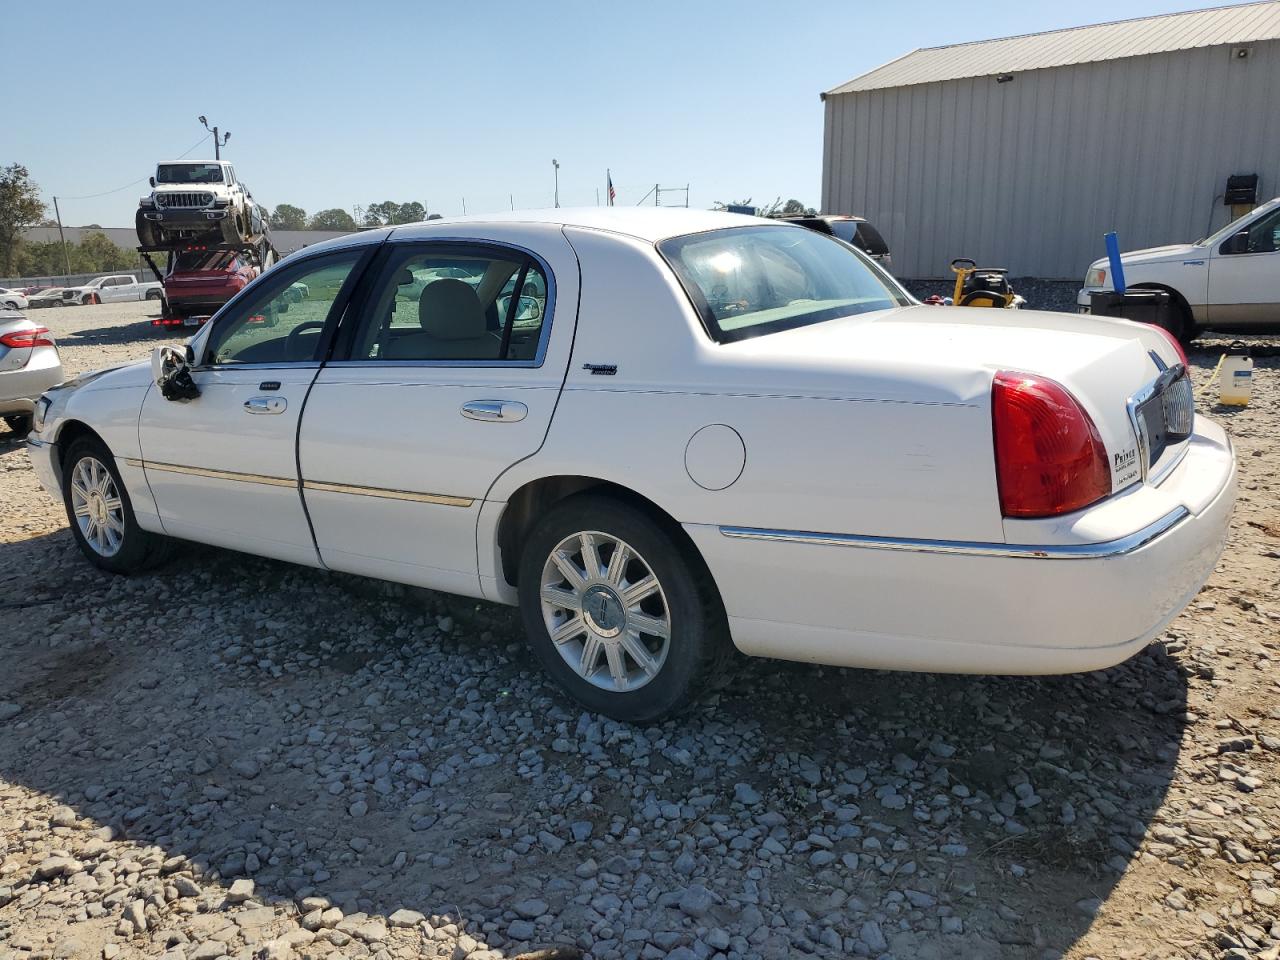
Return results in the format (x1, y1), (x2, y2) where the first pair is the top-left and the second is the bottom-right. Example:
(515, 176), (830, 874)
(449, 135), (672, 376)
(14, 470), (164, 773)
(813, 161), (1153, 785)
(1219, 341), (1253, 407)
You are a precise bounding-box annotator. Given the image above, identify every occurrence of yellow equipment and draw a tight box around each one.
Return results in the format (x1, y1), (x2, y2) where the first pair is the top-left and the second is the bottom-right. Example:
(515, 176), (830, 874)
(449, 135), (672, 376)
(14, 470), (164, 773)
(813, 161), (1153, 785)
(950, 258), (1020, 308)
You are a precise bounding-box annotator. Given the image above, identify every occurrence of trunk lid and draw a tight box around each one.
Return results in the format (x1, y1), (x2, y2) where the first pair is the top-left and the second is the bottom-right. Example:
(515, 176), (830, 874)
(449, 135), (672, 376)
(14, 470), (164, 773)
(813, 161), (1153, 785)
(721, 304), (1189, 495)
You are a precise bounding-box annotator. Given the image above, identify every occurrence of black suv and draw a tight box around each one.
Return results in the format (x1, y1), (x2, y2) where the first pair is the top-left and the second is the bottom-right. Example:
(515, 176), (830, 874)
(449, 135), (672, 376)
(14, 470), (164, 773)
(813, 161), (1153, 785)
(780, 215), (892, 268)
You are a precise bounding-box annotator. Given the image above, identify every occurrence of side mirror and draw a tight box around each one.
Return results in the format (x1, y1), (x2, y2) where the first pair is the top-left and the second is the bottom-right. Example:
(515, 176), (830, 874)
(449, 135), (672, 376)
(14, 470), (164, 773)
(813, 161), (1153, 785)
(1224, 230), (1250, 255)
(516, 296), (542, 321)
(149, 176), (156, 188)
(151, 345), (200, 401)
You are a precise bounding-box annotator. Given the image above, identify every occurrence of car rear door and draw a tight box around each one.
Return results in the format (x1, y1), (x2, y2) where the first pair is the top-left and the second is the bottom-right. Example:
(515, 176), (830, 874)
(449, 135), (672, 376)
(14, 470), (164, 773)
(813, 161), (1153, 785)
(137, 247), (370, 566)
(1207, 205), (1280, 326)
(297, 224), (579, 597)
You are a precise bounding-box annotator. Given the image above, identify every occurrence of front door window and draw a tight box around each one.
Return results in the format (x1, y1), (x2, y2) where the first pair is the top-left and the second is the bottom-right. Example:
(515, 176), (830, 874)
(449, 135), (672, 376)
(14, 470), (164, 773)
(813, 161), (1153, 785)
(204, 252), (363, 365)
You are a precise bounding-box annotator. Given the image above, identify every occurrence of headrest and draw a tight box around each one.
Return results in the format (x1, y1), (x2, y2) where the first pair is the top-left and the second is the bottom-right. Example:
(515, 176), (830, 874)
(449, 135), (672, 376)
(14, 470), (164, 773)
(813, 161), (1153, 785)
(418, 278), (485, 340)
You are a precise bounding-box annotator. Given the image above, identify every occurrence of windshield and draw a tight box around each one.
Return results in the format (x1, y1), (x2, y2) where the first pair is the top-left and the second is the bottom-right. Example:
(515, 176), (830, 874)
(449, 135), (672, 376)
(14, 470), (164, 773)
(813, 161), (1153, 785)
(658, 225), (911, 343)
(157, 163), (224, 185)
(1197, 199), (1280, 245)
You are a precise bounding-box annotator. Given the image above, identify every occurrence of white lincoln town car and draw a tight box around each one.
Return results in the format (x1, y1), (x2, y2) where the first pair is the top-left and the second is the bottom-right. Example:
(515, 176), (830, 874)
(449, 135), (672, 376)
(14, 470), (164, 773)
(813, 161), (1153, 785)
(27, 209), (1236, 721)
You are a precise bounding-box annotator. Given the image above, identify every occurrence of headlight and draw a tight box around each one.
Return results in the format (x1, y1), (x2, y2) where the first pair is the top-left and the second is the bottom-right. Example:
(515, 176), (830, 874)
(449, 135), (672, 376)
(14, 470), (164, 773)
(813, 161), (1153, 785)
(32, 395), (52, 432)
(1085, 267), (1107, 288)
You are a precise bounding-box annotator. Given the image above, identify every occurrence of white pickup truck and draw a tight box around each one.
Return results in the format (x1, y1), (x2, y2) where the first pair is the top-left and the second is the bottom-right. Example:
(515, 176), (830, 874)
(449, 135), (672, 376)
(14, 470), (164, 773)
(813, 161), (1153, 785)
(62, 275), (165, 307)
(1078, 196), (1280, 340)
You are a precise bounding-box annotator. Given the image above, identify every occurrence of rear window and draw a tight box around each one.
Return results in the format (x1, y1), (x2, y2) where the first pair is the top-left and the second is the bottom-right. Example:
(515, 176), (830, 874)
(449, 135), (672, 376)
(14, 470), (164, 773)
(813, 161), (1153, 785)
(830, 220), (889, 257)
(658, 226), (910, 344)
(174, 251), (234, 272)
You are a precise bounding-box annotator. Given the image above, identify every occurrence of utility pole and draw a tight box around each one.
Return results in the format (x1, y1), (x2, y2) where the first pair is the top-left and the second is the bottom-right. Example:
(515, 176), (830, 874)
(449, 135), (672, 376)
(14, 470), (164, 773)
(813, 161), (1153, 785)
(552, 159), (560, 208)
(198, 116), (231, 160)
(52, 196), (71, 277)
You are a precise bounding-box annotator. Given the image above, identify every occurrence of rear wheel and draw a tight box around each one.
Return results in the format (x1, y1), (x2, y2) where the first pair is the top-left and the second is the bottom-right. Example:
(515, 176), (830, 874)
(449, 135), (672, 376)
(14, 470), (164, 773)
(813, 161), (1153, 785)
(145, 289), (163, 301)
(61, 436), (170, 573)
(2, 300), (18, 310)
(517, 494), (727, 722)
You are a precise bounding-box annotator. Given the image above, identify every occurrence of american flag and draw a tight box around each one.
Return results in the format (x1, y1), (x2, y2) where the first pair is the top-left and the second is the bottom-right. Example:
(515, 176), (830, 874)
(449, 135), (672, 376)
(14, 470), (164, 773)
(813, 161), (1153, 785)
(607, 170), (616, 206)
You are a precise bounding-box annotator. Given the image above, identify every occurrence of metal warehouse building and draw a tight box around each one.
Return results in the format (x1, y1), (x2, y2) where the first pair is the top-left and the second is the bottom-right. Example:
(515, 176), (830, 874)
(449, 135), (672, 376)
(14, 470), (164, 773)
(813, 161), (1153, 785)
(820, 1), (1280, 280)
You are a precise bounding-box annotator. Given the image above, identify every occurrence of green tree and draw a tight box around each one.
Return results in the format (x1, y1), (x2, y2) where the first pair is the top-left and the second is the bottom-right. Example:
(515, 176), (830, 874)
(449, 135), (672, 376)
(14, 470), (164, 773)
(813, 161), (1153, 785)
(309, 208), (357, 231)
(14, 233), (139, 277)
(362, 200), (426, 226)
(782, 199), (817, 216)
(77, 231), (136, 271)
(0, 164), (46, 275)
(395, 201), (425, 224)
(269, 204), (308, 230)
(14, 240), (65, 276)
(362, 201), (399, 226)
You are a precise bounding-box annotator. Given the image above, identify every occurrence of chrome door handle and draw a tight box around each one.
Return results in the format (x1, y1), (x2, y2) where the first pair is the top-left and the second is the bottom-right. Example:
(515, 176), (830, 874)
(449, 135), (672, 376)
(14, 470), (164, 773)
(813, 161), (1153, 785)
(461, 400), (528, 422)
(244, 396), (287, 415)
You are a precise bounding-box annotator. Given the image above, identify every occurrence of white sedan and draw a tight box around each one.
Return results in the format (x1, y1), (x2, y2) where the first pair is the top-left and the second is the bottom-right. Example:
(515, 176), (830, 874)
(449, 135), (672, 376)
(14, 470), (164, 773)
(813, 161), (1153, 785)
(26, 209), (1236, 721)
(0, 288), (30, 311)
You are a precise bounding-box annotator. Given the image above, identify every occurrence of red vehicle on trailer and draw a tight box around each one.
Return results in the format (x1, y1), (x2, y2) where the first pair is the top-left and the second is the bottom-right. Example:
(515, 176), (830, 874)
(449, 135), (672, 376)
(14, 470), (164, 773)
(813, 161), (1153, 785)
(163, 248), (260, 319)
(141, 235), (278, 331)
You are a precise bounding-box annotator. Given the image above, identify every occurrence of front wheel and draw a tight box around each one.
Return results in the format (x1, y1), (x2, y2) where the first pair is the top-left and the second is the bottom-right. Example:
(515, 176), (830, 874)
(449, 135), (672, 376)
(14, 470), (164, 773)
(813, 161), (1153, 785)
(3, 300), (18, 310)
(61, 436), (170, 573)
(3, 414), (32, 436)
(517, 494), (727, 722)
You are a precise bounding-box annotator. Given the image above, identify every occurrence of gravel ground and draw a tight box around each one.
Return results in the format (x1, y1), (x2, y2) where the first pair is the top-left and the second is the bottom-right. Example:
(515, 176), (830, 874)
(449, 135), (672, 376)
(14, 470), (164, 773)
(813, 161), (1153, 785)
(1, 301), (1278, 960)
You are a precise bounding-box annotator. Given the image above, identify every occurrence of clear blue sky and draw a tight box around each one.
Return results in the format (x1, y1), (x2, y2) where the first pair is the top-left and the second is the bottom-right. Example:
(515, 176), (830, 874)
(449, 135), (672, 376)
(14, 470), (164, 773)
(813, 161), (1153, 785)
(4, 0), (1257, 226)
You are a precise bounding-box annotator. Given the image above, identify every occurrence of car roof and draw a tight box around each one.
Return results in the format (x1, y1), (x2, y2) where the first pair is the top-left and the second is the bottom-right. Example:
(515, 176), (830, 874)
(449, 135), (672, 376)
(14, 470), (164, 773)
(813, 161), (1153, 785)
(387, 207), (785, 244)
(158, 159), (229, 165)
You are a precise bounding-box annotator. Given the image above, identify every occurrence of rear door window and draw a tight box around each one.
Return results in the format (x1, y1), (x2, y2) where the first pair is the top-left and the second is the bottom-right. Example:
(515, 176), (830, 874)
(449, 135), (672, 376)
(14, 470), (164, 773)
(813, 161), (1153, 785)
(342, 243), (551, 363)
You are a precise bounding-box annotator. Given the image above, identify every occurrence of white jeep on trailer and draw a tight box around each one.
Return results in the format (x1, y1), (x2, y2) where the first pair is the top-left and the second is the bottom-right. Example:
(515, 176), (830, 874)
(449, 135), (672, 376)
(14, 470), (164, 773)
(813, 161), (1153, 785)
(136, 160), (265, 247)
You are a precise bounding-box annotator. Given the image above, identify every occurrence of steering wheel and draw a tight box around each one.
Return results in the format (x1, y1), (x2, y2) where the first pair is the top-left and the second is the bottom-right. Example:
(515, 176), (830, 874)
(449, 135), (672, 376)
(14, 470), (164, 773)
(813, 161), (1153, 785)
(285, 321), (326, 360)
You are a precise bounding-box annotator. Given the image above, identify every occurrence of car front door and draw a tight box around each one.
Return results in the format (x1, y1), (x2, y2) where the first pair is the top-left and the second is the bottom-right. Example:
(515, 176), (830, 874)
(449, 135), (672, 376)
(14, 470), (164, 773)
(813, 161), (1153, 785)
(138, 247), (369, 566)
(1207, 206), (1280, 326)
(297, 226), (578, 597)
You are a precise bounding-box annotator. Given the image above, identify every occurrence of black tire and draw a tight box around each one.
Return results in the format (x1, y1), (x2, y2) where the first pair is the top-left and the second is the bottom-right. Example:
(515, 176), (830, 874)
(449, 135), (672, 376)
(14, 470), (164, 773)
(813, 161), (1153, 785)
(517, 493), (727, 722)
(3, 414), (32, 435)
(61, 435), (170, 574)
(2, 300), (18, 310)
(135, 209), (157, 248)
(146, 289), (163, 301)
(220, 212), (244, 245)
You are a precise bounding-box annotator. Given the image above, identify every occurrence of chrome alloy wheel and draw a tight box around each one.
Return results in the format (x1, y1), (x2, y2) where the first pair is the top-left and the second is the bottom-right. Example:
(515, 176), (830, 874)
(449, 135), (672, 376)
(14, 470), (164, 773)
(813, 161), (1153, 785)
(70, 457), (125, 557)
(539, 531), (672, 692)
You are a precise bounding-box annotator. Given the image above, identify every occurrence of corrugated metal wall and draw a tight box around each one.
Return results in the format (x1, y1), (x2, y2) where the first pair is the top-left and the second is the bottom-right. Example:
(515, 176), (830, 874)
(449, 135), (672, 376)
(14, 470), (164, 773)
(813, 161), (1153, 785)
(821, 39), (1280, 279)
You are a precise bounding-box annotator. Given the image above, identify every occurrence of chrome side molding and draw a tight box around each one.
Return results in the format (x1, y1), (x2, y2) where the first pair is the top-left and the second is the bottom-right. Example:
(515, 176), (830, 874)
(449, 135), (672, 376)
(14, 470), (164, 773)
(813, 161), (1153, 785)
(719, 507), (1189, 560)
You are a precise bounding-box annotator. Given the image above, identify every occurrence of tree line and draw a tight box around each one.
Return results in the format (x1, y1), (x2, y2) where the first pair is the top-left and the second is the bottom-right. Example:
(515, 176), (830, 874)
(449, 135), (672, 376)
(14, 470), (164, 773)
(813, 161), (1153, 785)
(268, 201), (437, 232)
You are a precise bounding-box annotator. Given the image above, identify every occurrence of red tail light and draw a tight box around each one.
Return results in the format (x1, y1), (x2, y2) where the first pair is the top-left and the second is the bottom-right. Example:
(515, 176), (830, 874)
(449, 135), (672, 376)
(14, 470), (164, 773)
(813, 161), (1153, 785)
(991, 371), (1112, 518)
(1150, 325), (1188, 369)
(0, 326), (54, 348)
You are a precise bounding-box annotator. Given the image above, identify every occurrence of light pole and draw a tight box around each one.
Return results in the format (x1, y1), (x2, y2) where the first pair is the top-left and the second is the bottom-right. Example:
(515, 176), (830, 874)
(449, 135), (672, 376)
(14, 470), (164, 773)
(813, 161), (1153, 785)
(198, 116), (231, 160)
(51, 196), (71, 276)
(552, 159), (560, 208)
